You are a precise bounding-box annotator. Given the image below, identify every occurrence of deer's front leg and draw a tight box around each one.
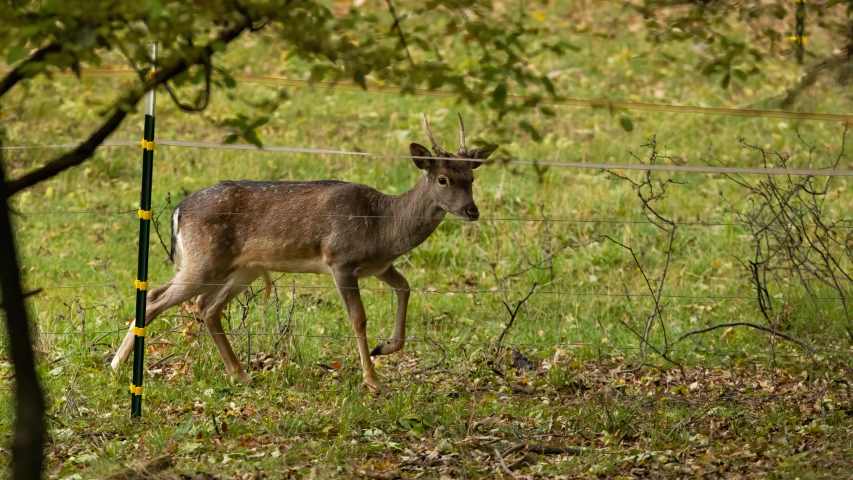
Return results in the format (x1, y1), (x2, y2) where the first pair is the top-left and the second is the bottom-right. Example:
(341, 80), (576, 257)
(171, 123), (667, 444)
(332, 268), (380, 393)
(371, 265), (410, 356)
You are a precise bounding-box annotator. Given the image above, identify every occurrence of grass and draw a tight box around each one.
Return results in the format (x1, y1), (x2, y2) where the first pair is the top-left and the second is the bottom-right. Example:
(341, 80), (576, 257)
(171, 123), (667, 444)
(1, 2), (851, 478)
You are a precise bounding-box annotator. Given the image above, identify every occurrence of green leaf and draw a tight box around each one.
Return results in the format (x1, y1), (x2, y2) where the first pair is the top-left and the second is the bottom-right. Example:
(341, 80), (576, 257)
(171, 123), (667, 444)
(243, 129), (263, 148)
(619, 116), (634, 132)
(5, 44), (27, 64)
(519, 120), (542, 142)
(492, 83), (508, 106)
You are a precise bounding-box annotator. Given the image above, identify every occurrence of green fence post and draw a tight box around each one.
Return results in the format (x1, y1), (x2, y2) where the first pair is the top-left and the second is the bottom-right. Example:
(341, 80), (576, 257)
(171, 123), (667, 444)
(794, 0), (806, 64)
(131, 43), (157, 417)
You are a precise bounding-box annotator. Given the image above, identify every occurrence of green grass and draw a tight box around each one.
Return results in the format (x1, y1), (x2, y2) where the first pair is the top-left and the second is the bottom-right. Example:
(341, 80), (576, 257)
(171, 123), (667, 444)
(2, 2), (851, 478)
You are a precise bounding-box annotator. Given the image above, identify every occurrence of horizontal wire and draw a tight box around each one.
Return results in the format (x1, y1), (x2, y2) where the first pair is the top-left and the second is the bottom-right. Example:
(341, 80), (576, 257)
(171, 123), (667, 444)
(155, 211), (852, 229)
(35, 341), (816, 367)
(0, 143), (130, 151)
(38, 329), (417, 341)
(239, 73), (853, 124)
(129, 139), (853, 177)
(25, 279), (846, 302)
(37, 343), (810, 362)
(8, 66), (853, 124)
(38, 323), (580, 346)
(4, 137), (851, 177)
(36, 328), (822, 360)
(14, 205), (851, 230)
(16, 209), (135, 216)
(8, 206), (752, 227)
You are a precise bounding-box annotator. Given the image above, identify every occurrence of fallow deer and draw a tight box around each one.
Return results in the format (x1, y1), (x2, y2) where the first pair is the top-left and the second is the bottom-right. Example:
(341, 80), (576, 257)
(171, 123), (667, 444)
(111, 114), (496, 392)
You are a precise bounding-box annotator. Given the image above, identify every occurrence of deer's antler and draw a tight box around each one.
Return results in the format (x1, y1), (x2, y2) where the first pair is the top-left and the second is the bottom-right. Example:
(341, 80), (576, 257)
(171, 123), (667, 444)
(422, 113), (450, 157)
(457, 113), (468, 155)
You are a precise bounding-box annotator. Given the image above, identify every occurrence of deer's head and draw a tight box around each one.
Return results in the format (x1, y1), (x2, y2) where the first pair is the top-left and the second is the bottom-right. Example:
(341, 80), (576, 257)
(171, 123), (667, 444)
(410, 114), (497, 221)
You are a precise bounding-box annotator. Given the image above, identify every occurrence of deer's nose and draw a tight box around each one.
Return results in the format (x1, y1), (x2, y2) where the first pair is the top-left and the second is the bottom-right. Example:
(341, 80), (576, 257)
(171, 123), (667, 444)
(464, 204), (479, 220)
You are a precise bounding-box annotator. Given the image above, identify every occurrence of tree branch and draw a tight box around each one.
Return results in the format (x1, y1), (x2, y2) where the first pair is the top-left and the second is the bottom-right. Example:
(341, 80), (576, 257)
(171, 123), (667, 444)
(3, 15), (253, 197)
(0, 43), (62, 98)
(781, 52), (850, 109)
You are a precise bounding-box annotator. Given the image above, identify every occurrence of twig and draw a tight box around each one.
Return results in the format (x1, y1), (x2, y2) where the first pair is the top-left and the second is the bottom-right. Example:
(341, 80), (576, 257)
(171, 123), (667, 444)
(210, 412), (221, 436)
(603, 234), (673, 354)
(676, 322), (814, 354)
(781, 52), (850, 108)
(495, 283), (538, 357)
(162, 42), (213, 112)
(411, 334), (448, 376)
(493, 446), (518, 479)
(151, 203), (172, 263)
(0, 288), (42, 309)
(273, 280), (297, 352)
(148, 352), (179, 370)
(514, 443), (584, 456)
(384, 0), (415, 68)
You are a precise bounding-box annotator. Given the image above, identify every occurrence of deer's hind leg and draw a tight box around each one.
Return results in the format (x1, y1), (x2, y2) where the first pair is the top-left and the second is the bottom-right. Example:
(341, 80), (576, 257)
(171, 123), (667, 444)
(196, 268), (262, 383)
(111, 270), (210, 370)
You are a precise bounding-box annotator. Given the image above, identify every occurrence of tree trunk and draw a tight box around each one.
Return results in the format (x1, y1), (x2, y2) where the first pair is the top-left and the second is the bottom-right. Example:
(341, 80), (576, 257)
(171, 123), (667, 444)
(0, 140), (46, 479)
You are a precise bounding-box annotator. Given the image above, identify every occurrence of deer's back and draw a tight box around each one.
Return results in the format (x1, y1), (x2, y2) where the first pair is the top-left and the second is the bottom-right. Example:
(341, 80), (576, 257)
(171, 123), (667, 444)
(175, 180), (391, 274)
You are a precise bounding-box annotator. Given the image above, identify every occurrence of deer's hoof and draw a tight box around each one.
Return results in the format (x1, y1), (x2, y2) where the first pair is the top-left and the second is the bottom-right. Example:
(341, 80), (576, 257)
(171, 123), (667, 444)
(371, 341), (403, 357)
(109, 356), (122, 371)
(232, 371), (252, 385)
(363, 379), (382, 395)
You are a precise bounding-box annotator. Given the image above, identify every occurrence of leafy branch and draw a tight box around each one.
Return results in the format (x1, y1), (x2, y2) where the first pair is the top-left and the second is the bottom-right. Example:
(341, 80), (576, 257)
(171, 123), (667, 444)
(3, 13), (254, 197)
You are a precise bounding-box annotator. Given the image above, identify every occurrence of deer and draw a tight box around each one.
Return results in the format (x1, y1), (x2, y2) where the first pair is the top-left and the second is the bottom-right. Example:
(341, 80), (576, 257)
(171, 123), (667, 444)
(110, 114), (496, 392)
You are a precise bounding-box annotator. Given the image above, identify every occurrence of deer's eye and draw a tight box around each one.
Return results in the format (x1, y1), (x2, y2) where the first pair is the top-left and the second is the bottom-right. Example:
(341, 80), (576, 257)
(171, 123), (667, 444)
(437, 176), (450, 186)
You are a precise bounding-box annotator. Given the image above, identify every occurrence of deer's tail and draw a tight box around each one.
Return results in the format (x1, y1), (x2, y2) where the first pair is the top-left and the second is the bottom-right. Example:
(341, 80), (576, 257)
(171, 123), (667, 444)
(169, 207), (181, 266)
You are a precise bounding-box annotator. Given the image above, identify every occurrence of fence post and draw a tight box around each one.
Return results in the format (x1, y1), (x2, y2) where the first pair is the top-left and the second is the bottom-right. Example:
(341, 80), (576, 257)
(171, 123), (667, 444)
(794, 0), (806, 64)
(131, 43), (157, 418)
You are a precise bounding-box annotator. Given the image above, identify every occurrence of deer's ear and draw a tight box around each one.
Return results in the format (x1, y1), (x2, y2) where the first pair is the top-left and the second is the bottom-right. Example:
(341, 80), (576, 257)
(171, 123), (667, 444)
(410, 143), (434, 170)
(466, 144), (498, 168)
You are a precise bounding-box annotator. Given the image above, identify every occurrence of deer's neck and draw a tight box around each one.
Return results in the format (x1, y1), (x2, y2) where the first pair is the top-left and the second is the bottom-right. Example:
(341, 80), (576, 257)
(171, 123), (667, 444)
(381, 175), (445, 257)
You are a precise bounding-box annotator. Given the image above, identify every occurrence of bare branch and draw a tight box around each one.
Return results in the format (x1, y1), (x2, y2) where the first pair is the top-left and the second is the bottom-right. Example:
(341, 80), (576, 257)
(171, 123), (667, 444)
(495, 282), (539, 356)
(676, 322), (814, 354)
(384, 0), (415, 68)
(493, 447), (518, 479)
(781, 52), (850, 109)
(0, 288), (42, 310)
(161, 37), (213, 112)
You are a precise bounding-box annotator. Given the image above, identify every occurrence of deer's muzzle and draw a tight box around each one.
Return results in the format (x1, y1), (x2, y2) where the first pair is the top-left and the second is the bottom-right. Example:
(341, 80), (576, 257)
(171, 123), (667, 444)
(464, 204), (480, 221)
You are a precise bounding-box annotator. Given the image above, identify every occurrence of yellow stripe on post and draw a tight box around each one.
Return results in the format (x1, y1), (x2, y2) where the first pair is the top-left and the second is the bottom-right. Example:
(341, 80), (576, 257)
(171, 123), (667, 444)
(134, 279), (148, 291)
(137, 209), (152, 220)
(129, 384), (143, 395)
(140, 139), (155, 151)
(132, 326), (145, 337)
